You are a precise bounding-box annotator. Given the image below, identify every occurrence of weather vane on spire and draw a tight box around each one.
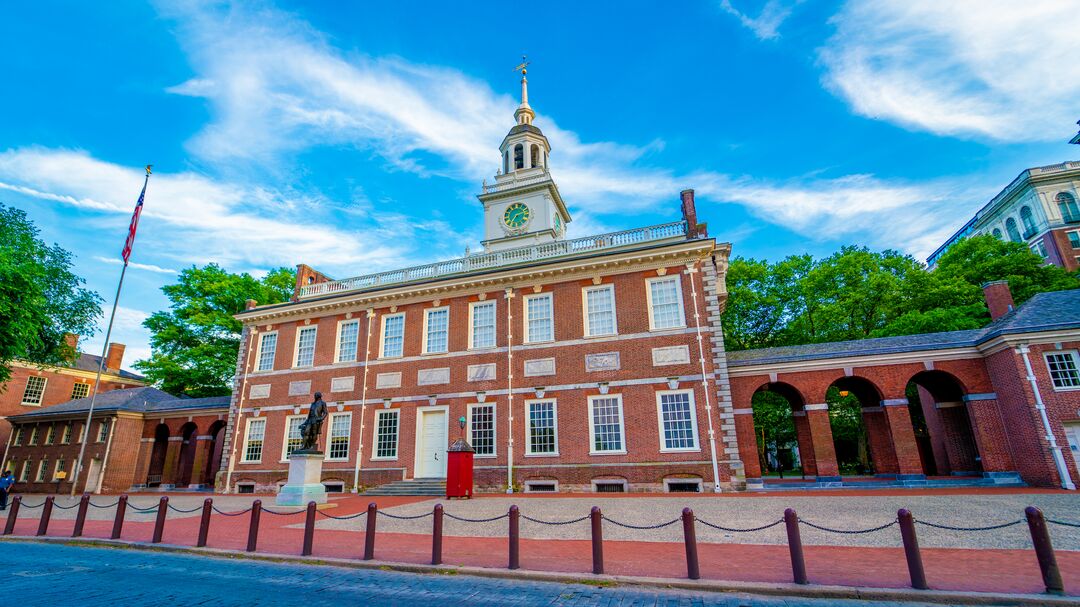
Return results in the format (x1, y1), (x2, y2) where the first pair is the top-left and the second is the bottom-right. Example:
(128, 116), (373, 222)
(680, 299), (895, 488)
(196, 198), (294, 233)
(514, 55), (530, 76)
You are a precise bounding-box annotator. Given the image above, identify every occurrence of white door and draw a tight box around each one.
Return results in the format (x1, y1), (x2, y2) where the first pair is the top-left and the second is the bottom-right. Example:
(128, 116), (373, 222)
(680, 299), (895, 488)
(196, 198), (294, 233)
(418, 410), (448, 478)
(84, 458), (102, 493)
(1065, 424), (1080, 480)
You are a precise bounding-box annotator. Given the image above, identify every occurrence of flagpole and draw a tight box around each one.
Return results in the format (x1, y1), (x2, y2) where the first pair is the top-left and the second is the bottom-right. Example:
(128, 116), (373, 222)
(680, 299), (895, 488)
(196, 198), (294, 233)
(70, 168), (150, 496)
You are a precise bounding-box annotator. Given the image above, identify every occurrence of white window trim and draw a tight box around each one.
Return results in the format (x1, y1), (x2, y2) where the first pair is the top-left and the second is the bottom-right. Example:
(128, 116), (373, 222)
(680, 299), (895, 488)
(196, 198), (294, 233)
(467, 402), (497, 459)
(645, 275), (687, 331)
(663, 478), (703, 493)
(325, 411), (352, 461)
(524, 480), (560, 493)
(379, 313), (406, 359)
(422, 306), (451, 355)
(241, 418), (266, 463)
(523, 292), (554, 344)
(655, 389), (701, 452)
(372, 409), (400, 461)
(590, 479), (628, 492)
(467, 301), (497, 350)
(1044, 350), (1080, 391)
(334, 319), (361, 364)
(280, 414), (306, 462)
(524, 398), (559, 456)
(1066, 229), (1080, 249)
(21, 375), (47, 406)
(292, 326), (318, 369)
(254, 330), (278, 372)
(587, 394), (627, 455)
(581, 284), (618, 338)
(36, 459), (49, 482)
(53, 459), (66, 479)
(60, 424), (71, 445)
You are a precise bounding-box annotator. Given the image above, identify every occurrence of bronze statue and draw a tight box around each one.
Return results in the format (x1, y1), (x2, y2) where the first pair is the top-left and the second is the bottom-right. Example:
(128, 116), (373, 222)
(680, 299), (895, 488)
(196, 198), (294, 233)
(297, 392), (328, 453)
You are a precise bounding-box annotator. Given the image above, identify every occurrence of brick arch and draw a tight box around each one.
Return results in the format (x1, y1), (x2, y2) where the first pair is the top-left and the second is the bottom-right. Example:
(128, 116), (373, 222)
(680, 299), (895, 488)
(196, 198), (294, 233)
(146, 423), (170, 487)
(176, 422), (199, 487)
(907, 370), (981, 476)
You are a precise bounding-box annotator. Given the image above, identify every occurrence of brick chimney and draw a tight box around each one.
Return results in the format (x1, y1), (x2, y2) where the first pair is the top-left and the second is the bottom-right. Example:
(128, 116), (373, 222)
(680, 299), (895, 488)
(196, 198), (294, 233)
(105, 342), (126, 372)
(63, 333), (79, 350)
(245, 299), (258, 311)
(293, 264), (333, 301)
(680, 189), (707, 238)
(982, 280), (1015, 320)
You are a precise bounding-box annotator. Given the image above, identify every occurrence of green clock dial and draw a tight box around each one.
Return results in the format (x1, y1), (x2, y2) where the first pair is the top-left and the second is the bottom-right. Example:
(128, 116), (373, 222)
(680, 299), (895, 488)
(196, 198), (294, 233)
(502, 203), (530, 229)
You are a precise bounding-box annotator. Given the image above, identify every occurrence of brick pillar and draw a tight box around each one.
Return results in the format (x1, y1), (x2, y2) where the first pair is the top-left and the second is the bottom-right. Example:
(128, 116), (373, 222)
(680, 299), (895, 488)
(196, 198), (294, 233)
(916, 385), (952, 476)
(963, 394), (1015, 473)
(881, 399), (925, 477)
(793, 412), (817, 476)
(190, 436), (213, 487)
(132, 439), (155, 487)
(733, 409), (761, 480)
(161, 440), (182, 486)
(804, 405), (839, 479)
(862, 409), (899, 474)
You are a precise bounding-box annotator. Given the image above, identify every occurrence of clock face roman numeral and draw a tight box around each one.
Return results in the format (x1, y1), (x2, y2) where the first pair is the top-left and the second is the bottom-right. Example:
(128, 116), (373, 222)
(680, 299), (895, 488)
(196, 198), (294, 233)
(503, 203), (530, 229)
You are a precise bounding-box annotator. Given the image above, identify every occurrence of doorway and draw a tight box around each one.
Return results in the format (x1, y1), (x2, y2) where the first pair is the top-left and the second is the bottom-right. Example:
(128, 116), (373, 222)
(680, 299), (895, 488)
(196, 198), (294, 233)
(85, 458), (102, 493)
(415, 408), (448, 478)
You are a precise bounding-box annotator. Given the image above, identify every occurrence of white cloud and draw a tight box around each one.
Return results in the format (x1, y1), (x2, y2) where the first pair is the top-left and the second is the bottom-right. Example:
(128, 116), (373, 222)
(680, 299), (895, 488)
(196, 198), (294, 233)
(719, 0), (801, 40)
(820, 1), (1080, 141)
(93, 256), (177, 274)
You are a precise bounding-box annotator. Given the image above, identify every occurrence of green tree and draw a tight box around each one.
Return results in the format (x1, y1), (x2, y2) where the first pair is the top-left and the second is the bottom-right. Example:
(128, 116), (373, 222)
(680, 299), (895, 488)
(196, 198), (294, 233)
(0, 203), (102, 385)
(750, 389), (797, 473)
(135, 264), (295, 397)
(723, 254), (813, 350)
(933, 234), (1078, 304)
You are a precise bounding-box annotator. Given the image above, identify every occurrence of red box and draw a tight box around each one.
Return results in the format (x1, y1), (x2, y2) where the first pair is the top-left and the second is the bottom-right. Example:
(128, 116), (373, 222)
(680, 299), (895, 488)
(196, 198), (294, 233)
(446, 438), (474, 498)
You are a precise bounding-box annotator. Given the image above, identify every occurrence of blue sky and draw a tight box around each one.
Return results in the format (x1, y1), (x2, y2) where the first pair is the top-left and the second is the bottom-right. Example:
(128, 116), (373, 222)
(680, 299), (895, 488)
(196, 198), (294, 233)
(1, 0), (1078, 369)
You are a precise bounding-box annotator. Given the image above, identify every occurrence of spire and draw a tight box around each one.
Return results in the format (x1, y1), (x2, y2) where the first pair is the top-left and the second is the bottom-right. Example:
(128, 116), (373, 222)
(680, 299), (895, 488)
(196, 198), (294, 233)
(513, 55), (534, 125)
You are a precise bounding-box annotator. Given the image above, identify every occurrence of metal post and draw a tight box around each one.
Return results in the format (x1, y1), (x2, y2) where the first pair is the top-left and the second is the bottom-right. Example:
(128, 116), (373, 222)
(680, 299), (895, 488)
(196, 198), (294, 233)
(3, 496), (20, 535)
(1025, 506), (1064, 595)
(363, 502), (377, 560)
(247, 500), (261, 552)
(72, 494), (89, 537)
(897, 509), (928, 590)
(36, 496), (54, 536)
(784, 508), (808, 584)
(590, 506), (604, 575)
(431, 504), (443, 565)
(302, 501), (316, 556)
(508, 505), (520, 570)
(196, 498), (212, 547)
(110, 495), (127, 539)
(151, 496), (168, 543)
(682, 508), (700, 580)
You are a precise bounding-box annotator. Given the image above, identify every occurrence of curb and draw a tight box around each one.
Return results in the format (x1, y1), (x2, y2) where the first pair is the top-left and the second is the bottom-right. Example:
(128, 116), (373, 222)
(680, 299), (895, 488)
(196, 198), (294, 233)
(3, 536), (1075, 606)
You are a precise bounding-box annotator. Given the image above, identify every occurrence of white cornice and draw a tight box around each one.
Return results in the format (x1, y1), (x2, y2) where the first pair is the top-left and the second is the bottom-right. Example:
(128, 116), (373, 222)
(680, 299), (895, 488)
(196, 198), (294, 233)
(727, 347), (983, 378)
(8, 361), (146, 385)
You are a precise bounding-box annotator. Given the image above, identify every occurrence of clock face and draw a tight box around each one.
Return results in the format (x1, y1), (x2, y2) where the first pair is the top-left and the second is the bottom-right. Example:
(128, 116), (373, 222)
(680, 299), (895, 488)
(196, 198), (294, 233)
(502, 203), (531, 229)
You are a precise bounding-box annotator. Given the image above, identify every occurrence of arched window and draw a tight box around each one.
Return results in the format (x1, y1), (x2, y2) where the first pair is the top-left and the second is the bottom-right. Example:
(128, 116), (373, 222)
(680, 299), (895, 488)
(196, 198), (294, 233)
(1005, 217), (1022, 242)
(513, 144), (524, 170)
(1058, 192), (1079, 222)
(1019, 206), (1036, 236)
(992, 228), (1003, 240)
(503, 150), (509, 175)
(530, 144), (539, 168)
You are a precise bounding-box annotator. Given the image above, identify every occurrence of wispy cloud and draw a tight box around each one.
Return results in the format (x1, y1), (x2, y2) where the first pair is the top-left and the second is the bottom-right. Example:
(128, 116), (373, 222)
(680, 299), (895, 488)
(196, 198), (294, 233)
(719, 0), (801, 40)
(93, 256), (177, 274)
(820, 0), (1080, 142)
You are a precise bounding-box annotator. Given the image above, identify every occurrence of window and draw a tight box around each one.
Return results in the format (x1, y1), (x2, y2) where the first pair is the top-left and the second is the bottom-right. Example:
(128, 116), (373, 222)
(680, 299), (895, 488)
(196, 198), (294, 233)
(526, 400), (558, 455)
(256, 332), (278, 372)
(1032, 241), (1048, 258)
(327, 413), (351, 460)
(97, 420), (110, 443)
(237, 483), (255, 494)
(992, 228), (1003, 240)
(1020, 206), (1037, 236)
(1045, 351), (1080, 389)
(524, 481), (558, 492)
(44, 425), (55, 445)
(503, 150), (509, 175)
(592, 480), (627, 493)
(1058, 192), (1080, 222)
(70, 382), (90, 400)
(664, 479), (703, 493)
(469, 301), (496, 349)
(469, 404), (496, 457)
(294, 326), (317, 368)
(19, 461), (30, 482)
(54, 459), (66, 479)
(588, 395), (625, 454)
(373, 410), (399, 459)
(282, 416), (304, 460)
(530, 144), (539, 168)
(21, 375), (47, 405)
(12, 427), (22, 446)
(60, 424), (71, 444)
(76, 423), (85, 444)
(647, 276), (685, 330)
(242, 418), (266, 462)
(1005, 217), (1022, 243)
(524, 293), (553, 343)
(337, 320), (360, 363)
(1068, 231), (1080, 249)
(36, 459), (49, 482)
(381, 314), (405, 358)
(513, 143), (524, 170)
(583, 285), (617, 337)
(424, 307), (449, 354)
(28, 427), (39, 446)
(656, 390), (699, 451)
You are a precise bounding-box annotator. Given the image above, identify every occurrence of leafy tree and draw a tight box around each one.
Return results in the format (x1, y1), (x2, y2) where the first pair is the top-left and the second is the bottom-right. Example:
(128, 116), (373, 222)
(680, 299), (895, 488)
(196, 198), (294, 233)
(750, 389), (797, 474)
(933, 234), (1078, 304)
(135, 264), (295, 397)
(723, 255), (812, 350)
(0, 203), (102, 385)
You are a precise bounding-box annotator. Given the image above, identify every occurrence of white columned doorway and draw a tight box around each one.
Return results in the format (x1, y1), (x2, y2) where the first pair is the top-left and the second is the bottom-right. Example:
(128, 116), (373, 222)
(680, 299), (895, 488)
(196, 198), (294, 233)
(414, 407), (448, 479)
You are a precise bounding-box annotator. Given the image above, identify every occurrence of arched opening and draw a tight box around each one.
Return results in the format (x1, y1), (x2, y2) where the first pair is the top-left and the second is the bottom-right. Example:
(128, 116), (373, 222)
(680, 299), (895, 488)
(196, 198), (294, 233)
(503, 150), (509, 175)
(1005, 217), (1022, 242)
(513, 144), (524, 170)
(907, 370), (981, 477)
(176, 422), (198, 487)
(992, 228), (1003, 240)
(751, 382), (805, 478)
(1058, 192), (1079, 222)
(530, 144), (539, 168)
(827, 377), (879, 476)
(146, 424), (169, 487)
(1020, 206), (1036, 237)
(203, 420), (227, 487)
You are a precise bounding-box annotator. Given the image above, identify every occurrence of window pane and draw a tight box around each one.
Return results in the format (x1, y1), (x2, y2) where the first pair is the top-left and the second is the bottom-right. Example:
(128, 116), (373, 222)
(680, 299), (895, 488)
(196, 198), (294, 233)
(470, 405), (495, 456)
(258, 333), (277, 371)
(244, 419), (265, 461)
(590, 397), (623, 452)
(528, 401), (557, 454)
(527, 295), (553, 342)
(70, 383), (90, 400)
(426, 309), (449, 353)
(376, 411), (399, 458)
(284, 417), (304, 458)
(1069, 232), (1080, 249)
(382, 315), (404, 357)
(586, 287), (615, 336)
(329, 414), (351, 459)
(338, 321), (359, 362)
(296, 327), (317, 367)
(97, 420), (110, 442)
(472, 302), (496, 348)
(659, 392), (696, 450)
(22, 376), (46, 405)
(649, 278), (683, 329)
(1046, 353), (1080, 388)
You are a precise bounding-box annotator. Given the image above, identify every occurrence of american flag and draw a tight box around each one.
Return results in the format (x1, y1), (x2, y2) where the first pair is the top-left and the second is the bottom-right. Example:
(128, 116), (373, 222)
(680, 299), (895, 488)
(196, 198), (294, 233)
(121, 166), (151, 263)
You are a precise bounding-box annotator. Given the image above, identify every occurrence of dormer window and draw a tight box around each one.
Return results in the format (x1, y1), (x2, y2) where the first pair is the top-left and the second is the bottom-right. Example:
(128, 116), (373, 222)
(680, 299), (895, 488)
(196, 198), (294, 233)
(514, 144), (524, 170)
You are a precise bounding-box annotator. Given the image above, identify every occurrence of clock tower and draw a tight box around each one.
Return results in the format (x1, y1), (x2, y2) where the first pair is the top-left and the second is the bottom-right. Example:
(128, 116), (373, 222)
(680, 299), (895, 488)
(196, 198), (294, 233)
(478, 61), (571, 252)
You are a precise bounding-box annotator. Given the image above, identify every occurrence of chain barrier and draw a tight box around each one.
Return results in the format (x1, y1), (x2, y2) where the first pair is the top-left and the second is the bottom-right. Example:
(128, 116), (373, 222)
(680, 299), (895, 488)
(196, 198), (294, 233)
(603, 515), (681, 530)
(799, 518), (898, 534)
(17, 500), (45, 509)
(1047, 519), (1080, 528)
(50, 502), (81, 510)
(259, 508), (304, 517)
(88, 500), (120, 509)
(168, 504), (206, 514)
(377, 510), (433, 521)
(521, 514), (591, 526)
(127, 504), (160, 513)
(695, 517), (785, 533)
(443, 512), (509, 524)
(211, 506), (254, 517)
(914, 518), (1024, 532)
(316, 510), (368, 521)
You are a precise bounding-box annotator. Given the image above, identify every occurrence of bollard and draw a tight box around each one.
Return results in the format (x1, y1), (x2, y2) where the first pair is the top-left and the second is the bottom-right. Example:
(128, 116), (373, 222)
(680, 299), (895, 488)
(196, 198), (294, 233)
(36, 496), (55, 536)
(784, 508), (808, 585)
(72, 494), (89, 537)
(247, 500), (262, 552)
(152, 496), (169, 543)
(1025, 506), (1064, 595)
(682, 508), (700, 580)
(3, 496), (20, 535)
(431, 504), (443, 565)
(508, 505), (520, 570)
(302, 501), (316, 556)
(897, 509), (928, 590)
(196, 498), (212, 547)
(110, 495), (128, 540)
(590, 506), (604, 575)
(363, 502), (377, 560)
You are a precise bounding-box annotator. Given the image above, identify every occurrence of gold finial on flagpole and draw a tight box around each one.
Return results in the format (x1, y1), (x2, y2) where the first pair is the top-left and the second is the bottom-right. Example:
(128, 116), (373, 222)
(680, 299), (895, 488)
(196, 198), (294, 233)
(145, 165), (153, 176)
(514, 55), (529, 76)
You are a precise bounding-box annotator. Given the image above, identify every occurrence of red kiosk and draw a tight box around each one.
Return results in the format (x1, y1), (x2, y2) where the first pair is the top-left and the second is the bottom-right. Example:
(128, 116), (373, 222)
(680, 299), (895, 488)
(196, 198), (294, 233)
(446, 415), (474, 498)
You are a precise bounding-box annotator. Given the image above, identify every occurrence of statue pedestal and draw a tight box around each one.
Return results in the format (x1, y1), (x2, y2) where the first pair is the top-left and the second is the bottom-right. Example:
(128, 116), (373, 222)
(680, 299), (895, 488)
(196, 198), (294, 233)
(276, 451), (328, 506)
